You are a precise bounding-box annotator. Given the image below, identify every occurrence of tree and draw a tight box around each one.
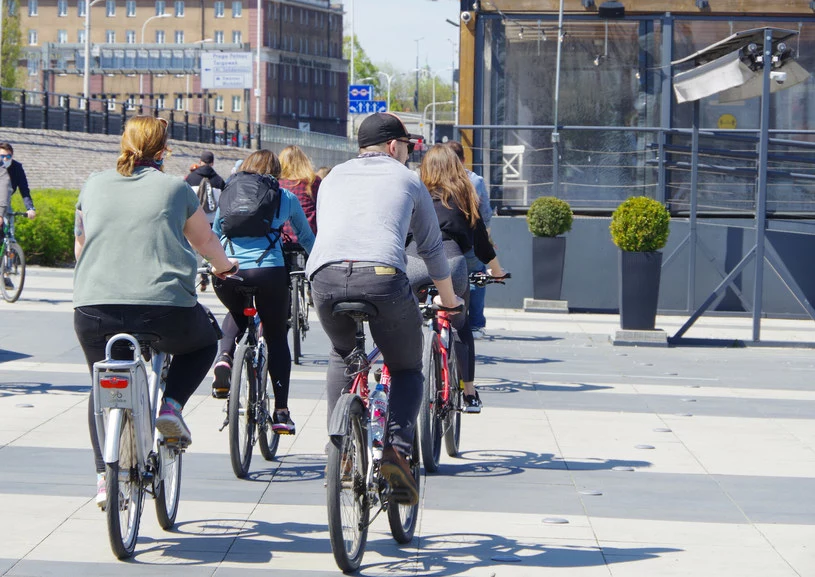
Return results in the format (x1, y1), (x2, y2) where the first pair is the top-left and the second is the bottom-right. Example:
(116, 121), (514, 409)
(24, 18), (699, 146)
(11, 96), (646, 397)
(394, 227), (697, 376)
(1, 2), (22, 101)
(343, 34), (382, 98)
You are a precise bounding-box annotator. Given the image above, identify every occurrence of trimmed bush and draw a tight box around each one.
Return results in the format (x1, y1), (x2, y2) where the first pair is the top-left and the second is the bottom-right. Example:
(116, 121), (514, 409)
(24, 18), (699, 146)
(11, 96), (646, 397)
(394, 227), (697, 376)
(610, 196), (671, 252)
(526, 196), (573, 237)
(10, 189), (79, 266)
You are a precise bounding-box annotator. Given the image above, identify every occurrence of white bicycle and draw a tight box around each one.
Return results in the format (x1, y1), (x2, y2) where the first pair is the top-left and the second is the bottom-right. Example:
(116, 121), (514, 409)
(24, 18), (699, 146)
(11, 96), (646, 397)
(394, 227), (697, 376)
(93, 333), (184, 559)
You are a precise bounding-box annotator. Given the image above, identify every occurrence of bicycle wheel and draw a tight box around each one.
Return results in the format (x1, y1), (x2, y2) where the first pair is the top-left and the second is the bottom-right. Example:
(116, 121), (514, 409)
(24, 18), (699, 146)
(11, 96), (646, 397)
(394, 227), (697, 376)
(1, 242), (25, 303)
(444, 345), (462, 457)
(257, 337), (279, 461)
(154, 443), (182, 529)
(326, 398), (369, 573)
(228, 341), (255, 478)
(387, 429), (420, 544)
(419, 332), (443, 473)
(105, 411), (144, 559)
(290, 276), (302, 365)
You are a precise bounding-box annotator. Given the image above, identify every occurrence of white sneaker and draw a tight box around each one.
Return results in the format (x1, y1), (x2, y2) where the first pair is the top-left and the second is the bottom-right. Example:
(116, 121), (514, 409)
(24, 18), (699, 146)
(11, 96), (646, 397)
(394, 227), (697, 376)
(96, 474), (107, 509)
(472, 328), (486, 340)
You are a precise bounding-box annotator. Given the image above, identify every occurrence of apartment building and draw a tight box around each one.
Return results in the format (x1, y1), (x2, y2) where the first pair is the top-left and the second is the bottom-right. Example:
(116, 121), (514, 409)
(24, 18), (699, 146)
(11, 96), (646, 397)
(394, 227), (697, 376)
(16, 0), (348, 136)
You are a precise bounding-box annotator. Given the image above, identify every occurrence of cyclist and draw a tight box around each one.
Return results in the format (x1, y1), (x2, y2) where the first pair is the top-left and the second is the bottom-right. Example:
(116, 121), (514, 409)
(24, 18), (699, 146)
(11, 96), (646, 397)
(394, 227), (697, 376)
(306, 112), (463, 505)
(210, 149), (315, 435)
(278, 145), (320, 242)
(409, 144), (506, 413)
(73, 115), (239, 507)
(0, 142), (36, 224)
(186, 150), (227, 192)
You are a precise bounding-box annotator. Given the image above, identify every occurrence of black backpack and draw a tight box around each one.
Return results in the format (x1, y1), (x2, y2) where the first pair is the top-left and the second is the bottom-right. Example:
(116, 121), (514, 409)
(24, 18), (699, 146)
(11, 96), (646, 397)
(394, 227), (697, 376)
(219, 172), (283, 263)
(197, 176), (217, 214)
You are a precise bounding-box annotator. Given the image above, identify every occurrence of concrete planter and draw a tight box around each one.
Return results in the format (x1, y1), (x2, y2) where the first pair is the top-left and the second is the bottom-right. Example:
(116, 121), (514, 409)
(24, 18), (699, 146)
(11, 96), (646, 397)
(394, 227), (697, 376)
(532, 236), (566, 301)
(619, 250), (662, 330)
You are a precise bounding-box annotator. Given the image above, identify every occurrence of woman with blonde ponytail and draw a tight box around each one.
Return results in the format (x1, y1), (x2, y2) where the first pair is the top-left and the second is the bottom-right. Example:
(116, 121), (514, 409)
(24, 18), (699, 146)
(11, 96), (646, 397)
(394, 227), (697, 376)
(73, 115), (239, 507)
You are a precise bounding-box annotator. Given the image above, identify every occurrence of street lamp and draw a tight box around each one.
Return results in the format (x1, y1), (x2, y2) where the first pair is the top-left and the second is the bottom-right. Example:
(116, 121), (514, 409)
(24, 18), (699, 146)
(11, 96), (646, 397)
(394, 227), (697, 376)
(358, 71), (400, 112)
(422, 100), (454, 144)
(140, 13), (171, 103)
(83, 0), (105, 104)
(413, 37), (423, 112)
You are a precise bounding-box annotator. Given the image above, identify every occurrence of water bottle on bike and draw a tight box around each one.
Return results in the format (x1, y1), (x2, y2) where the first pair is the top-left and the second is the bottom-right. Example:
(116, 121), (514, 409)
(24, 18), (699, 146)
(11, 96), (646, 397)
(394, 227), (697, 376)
(369, 374), (390, 459)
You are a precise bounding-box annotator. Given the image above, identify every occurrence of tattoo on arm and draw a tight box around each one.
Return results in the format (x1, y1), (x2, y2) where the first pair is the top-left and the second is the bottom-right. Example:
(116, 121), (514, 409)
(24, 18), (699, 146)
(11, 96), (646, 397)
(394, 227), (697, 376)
(74, 210), (84, 237)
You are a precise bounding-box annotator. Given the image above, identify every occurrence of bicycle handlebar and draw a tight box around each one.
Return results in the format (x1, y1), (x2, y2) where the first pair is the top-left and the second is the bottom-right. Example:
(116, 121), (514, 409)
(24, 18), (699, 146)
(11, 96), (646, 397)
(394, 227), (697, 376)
(197, 263), (243, 281)
(469, 271), (511, 287)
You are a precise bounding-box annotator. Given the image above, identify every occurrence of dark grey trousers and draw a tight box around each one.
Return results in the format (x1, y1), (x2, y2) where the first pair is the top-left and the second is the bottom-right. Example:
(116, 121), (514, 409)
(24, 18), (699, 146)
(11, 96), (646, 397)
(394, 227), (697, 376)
(311, 263), (423, 457)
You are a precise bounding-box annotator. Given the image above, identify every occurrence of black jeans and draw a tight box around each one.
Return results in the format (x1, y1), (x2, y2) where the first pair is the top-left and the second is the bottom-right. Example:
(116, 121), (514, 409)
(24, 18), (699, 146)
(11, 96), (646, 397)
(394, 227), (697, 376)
(213, 266), (292, 410)
(75, 303), (219, 473)
(311, 263), (423, 458)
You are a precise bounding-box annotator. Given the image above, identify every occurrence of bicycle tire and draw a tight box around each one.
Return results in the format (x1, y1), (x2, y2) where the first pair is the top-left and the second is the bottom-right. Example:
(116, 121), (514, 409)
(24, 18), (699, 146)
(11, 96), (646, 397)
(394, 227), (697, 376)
(105, 411), (144, 559)
(228, 341), (255, 478)
(419, 331), (443, 473)
(256, 337), (279, 461)
(387, 428), (420, 544)
(0, 242), (25, 303)
(154, 443), (182, 529)
(326, 398), (369, 573)
(290, 277), (302, 365)
(444, 345), (462, 457)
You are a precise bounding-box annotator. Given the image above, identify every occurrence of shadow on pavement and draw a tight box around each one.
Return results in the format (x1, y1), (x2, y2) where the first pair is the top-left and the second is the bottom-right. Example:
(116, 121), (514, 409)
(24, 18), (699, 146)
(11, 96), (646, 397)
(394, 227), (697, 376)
(440, 449), (652, 477)
(245, 453), (326, 483)
(483, 334), (564, 343)
(0, 381), (88, 397)
(476, 354), (563, 366)
(476, 379), (613, 394)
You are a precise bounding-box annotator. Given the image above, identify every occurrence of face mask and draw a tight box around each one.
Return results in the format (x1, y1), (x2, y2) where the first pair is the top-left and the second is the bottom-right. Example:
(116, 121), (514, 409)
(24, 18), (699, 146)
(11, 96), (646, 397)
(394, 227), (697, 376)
(0, 158), (10, 169)
(154, 158), (164, 167)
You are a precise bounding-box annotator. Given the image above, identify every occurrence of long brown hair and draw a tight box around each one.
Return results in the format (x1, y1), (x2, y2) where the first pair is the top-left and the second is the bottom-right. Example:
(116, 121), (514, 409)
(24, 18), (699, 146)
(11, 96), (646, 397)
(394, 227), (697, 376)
(240, 149), (281, 177)
(116, 116), (170, 176)
(420, 144), (480, 227)
(278, 145), (316, 193)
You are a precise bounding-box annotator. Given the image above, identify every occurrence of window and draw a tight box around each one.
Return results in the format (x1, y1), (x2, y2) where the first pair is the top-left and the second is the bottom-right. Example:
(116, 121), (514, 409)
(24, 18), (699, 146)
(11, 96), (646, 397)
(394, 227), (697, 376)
(232, 95), (241, 111)
(105, 0), (115, 16)
(125, 96), (136, 110)
(27, 0), (36, 16)
(57, 29), (68, 43)
(174, 95), (183, 110)
(106, 29), (115, 43)
(125, 29), (135, 43)
(231, 0), (241, 17)
(155, 95), (165, 109)
(77, 0), (85, 16)
(107, 98), (117, 110)
(155, 29), (165, 43)
(174, 0), (183, 16)
(214, 1), (223, 17)
(126, 0), (135, 16)
(58, 95), (69, 107)
(155, 0), (164, 15)
(28, 30), (37, 45)
(57, 0), (67, 16)
(232, 30), (241, 44)
(27, 57), (38, 76)
(298, 98), (307, 116)
(175, 30), (184, 43)
(8, 0), (17, 16)
(215, 95), (224, 112)
(78, 29), (86, 43)
(214, 30), (223, 43)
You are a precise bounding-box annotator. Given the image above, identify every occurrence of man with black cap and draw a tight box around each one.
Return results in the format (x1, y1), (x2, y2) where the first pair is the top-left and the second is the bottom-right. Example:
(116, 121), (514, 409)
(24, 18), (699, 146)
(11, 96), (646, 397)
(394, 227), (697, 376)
(186, 150), (227, 191)
(306, 112), (463, 505)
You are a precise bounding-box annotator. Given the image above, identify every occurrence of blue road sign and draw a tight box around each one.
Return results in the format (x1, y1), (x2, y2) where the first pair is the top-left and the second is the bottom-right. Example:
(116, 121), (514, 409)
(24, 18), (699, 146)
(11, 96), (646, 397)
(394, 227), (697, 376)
(348, 100), (388, 114)
(348, 84), (374, 101)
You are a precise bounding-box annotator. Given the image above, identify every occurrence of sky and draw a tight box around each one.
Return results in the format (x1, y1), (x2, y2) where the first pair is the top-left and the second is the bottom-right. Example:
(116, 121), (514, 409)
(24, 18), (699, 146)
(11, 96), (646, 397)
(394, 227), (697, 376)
(342, 0), (461, 80)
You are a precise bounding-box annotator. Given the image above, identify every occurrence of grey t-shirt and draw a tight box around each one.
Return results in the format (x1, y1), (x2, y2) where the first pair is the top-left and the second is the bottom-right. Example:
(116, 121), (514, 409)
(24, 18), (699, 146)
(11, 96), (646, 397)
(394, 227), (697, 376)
(0, 167), (10, 216)
(305, 154), (450, 281)
(73, 167), (201, 307)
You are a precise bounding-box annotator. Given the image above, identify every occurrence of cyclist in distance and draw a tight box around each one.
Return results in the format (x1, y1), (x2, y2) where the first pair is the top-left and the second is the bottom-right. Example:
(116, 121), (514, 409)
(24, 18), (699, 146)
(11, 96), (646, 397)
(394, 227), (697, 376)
(0, 142), (36, 225)
(409, 144), (507, 413)
(210, 149), (315, 434)
(278, 144), (319, 245)
(306, 112), (463, 505)
(73, 115), (239, 506)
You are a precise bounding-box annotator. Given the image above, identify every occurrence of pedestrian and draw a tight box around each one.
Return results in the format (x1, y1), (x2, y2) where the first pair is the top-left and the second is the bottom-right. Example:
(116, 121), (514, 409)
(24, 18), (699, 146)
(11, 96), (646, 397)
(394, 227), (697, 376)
(186, 150), (227, 192)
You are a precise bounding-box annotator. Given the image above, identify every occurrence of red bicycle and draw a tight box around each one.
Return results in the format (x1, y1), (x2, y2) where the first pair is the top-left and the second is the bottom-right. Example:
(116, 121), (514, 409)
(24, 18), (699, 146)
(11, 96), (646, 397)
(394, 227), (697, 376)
(418, 271), (510, 473)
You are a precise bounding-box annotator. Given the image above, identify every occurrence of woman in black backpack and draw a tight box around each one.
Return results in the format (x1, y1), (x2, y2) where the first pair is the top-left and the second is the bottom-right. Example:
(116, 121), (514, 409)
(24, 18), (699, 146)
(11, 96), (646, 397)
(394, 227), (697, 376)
(210, 149), (315, 434)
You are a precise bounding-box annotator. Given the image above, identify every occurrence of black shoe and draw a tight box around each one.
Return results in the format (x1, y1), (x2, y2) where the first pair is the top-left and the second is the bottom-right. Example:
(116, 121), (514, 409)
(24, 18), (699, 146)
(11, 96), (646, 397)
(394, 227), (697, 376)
(211, 354), (232, 399)
(272, 410), (296, 435)
(3, 276), (12, 289)
(463, 391), (483, 414)
(380, 446), (419, 505)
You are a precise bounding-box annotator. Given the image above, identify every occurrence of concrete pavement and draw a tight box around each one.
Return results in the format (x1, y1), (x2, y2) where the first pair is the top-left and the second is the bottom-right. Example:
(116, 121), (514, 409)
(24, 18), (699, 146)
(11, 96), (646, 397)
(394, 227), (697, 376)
(1, 266), (814, 576)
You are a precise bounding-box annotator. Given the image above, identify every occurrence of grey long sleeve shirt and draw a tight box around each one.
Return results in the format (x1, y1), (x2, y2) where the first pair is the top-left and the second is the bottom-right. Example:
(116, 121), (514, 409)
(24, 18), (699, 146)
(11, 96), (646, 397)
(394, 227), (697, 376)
(0, 167), (10, 216)
(305, 154), (450, 281)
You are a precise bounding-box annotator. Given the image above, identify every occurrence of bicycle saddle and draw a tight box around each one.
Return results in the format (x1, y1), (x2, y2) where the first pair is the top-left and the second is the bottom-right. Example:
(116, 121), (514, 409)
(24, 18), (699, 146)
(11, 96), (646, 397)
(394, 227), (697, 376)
(332, 301), (378, 319)
(105, 333), (160, 345)
(234, 285), (259, 296)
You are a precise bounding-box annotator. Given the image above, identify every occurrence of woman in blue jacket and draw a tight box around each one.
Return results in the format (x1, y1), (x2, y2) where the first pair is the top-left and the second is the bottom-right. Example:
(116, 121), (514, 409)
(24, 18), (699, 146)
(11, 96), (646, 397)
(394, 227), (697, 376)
(211, 149), (315, 434)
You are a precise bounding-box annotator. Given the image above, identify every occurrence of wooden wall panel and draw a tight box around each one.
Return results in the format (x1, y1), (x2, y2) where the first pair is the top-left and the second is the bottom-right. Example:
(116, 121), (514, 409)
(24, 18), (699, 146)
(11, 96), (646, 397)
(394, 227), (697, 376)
(459, 14), (477, 168)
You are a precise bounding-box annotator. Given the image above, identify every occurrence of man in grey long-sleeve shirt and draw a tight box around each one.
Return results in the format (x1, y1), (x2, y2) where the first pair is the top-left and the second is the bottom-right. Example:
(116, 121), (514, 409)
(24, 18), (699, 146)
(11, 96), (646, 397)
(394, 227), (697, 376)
(307, 112), (462, 505)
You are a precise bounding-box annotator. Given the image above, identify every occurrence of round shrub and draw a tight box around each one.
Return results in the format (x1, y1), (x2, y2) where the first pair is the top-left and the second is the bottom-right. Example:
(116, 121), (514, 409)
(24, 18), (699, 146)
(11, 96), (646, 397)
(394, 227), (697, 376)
(610, 196), (671, 252)
(526, 196), (573, 237)
(10, 189), (79, 266)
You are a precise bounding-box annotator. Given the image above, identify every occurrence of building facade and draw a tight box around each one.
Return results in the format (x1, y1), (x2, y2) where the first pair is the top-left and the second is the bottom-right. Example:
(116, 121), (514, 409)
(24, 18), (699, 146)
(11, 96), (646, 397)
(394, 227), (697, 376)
(15, 0), (348, 136)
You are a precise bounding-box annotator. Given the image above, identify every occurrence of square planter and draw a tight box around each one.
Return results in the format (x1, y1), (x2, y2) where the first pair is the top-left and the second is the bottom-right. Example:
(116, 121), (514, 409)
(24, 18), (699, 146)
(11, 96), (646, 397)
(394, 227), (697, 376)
(532, 236), (566, 301)
(619, 250), (662, 330)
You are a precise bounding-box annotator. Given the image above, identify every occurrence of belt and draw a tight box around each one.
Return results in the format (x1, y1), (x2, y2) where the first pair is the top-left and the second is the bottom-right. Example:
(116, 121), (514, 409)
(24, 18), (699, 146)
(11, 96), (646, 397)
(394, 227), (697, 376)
(313, 260), (401, 278)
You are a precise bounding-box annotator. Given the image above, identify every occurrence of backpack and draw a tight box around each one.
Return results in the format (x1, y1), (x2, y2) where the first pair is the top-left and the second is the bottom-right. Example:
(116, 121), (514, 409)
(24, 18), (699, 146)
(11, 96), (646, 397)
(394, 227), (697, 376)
(197, 176), (217, 214)
(219, 173), (283, 263)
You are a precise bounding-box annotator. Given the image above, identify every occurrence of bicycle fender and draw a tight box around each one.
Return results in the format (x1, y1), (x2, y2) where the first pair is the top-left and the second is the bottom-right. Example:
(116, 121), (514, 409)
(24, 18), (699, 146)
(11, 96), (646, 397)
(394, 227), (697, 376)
(328, 393), (364, 437)
(103, 408), (125, 464)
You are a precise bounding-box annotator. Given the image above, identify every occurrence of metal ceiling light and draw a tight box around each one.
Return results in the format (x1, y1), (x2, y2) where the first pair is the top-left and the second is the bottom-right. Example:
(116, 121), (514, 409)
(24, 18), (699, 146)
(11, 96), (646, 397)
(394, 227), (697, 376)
(598, 1), (624, 18)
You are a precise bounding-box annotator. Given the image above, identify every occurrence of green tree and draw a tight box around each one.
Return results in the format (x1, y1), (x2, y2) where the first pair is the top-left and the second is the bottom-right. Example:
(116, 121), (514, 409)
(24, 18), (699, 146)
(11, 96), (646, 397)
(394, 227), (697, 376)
(1, 2), (22, 100)
(343, 34), (382, 99)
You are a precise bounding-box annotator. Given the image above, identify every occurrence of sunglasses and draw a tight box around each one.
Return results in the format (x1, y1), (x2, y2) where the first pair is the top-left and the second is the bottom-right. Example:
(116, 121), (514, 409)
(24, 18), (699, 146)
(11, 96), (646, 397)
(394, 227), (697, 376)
(0, 154), (11, 160)
(394, 138), (415, 154)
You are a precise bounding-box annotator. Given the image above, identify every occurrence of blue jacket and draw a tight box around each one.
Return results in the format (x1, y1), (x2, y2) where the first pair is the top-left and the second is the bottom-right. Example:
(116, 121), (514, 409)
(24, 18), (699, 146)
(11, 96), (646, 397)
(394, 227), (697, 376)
(213, 185), (315, 270)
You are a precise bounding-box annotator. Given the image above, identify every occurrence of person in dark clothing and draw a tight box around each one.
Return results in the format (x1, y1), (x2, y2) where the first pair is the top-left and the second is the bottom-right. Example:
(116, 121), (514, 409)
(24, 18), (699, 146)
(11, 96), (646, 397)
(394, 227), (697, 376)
(185, 150), (226, 191)
(0, 142), (36, 220)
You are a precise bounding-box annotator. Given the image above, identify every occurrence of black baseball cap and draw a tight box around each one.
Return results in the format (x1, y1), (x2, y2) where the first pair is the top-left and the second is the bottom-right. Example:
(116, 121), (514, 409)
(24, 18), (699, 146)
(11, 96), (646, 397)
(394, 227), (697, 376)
(200, 150), (215, 164)
(357, 113), (421, 148)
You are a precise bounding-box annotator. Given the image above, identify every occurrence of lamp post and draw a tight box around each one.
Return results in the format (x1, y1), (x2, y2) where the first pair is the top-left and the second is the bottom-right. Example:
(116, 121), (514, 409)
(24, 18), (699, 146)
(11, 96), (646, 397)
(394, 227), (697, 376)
(377, 71), (397, 112)
(446, 37), (459, 129)
(139, 13), (171, 103)
(552, 0), (565, 197)
(413, 37), (423, 112)
(83, 0), (105, 105)
(187, 38), (212, 111)
(422, 100), (453, 145)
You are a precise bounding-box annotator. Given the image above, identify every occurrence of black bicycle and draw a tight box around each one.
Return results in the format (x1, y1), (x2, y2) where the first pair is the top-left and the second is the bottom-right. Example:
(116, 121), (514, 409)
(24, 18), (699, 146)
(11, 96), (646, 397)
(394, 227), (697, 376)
(1, 211), (27, 303)
(284, 244), (310, 365)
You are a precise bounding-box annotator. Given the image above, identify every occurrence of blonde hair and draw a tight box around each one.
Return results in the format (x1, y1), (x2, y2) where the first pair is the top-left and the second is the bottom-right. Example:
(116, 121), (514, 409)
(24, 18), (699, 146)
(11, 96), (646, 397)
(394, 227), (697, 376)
(116, 116), (170, 177)
(279, 145), (316, 190)
(420, 144), (480, 228)
(240, 149), (281, 177)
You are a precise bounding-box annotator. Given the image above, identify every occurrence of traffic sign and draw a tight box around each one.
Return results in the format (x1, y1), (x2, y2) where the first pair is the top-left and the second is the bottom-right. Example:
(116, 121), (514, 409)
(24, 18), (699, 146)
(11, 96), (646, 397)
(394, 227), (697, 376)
(348, 84), (374, 101)
(201, 53), (253, 89)
(348, 100), (388, 114)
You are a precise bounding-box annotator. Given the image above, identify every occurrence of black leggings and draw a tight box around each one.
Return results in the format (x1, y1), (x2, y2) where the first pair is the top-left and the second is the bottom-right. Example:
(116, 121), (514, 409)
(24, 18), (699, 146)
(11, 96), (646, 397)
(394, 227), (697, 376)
(214, 266), (292, 410)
